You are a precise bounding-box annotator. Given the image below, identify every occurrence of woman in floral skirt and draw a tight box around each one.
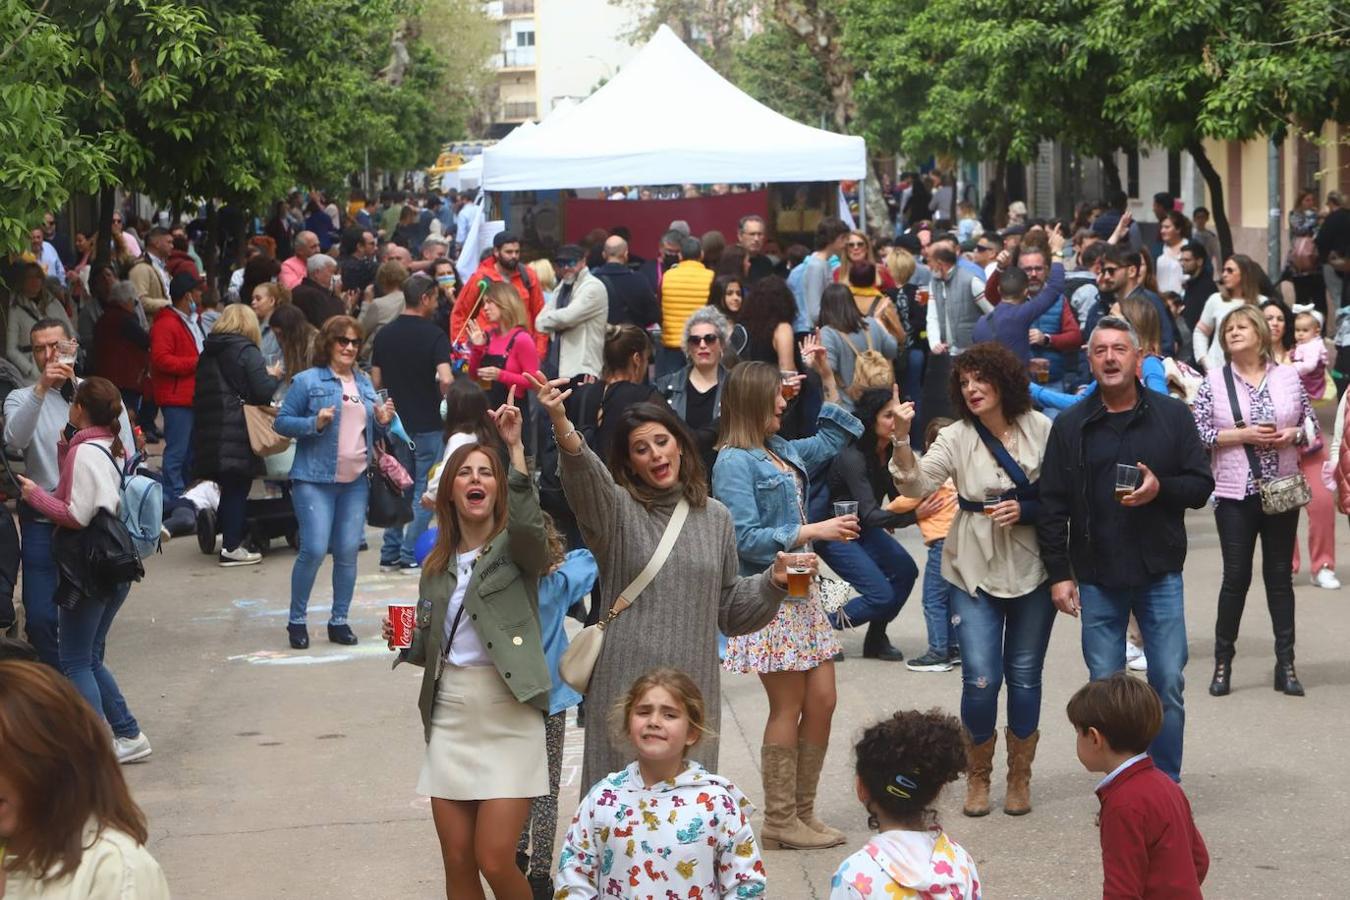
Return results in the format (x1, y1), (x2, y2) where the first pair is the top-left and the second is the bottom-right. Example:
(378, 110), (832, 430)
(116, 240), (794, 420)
(712, 343), (863, 851)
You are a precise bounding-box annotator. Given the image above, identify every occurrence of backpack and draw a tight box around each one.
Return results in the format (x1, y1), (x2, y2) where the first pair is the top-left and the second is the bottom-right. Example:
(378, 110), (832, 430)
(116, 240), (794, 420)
(92, 445), (163, 559)
(843, 326), (894, 400)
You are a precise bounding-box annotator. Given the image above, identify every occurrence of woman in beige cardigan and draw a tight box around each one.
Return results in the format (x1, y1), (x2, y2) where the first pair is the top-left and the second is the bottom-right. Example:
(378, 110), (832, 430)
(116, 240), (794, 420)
(889, 342), (1056, 818)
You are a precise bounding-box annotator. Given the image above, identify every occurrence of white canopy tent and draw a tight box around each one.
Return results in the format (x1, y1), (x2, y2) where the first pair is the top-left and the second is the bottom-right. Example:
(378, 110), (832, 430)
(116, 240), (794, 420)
(481, 25), (865, 195)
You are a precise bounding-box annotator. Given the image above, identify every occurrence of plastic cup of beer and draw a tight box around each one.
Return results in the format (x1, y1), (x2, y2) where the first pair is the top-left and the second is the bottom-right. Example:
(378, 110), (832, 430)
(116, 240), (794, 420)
(780, 371), (800, 400)
(375, 389), (389, 405)
(833, 501), (858, 539)
(56, 339), (78, 367)
(983, 489), (1002, 518)
(1029, 358), (1050, 384)
(1115, 464), (1140, 502)
(388, 602), (417, 649)
(785, 554), (812, 600)
(916, 287), (931, 305)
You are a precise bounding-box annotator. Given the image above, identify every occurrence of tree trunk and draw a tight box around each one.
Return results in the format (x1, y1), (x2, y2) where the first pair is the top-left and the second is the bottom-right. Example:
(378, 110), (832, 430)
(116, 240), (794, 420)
(991, 145), (1009, 230)
(1188, 140), (1232, 259)
(863, 161), (891, 240)
(94, 185), (116, 269)
(1099, 152), (1123, 199)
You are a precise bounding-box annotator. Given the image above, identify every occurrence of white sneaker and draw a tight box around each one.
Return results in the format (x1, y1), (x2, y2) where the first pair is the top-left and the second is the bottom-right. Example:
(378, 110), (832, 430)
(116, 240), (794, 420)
(219, 546), (262, 567)
(160, 525), (172, 543)
(1124, 641), (1144, 664)
(1312, 567), (1341, 590)
(1127, 652), (1148, 672)
(115, 732), (153, 764)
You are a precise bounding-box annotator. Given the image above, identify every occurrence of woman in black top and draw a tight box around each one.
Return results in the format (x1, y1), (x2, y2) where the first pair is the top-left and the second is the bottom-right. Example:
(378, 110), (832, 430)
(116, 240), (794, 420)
(815, 386), (920, 660)
(738, 275), (820, 439)
(708, 274), (747, 359)
(654, 306), (730, 473)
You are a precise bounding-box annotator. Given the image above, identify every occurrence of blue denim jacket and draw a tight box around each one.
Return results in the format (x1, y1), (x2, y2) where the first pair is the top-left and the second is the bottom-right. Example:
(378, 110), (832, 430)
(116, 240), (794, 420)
(712, 403), (862, 574)
(275, 366), (383, 483)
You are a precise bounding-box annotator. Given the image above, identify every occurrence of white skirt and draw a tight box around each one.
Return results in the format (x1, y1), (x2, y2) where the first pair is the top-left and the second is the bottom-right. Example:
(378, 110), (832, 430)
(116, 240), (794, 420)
(416, 663), (549, 800)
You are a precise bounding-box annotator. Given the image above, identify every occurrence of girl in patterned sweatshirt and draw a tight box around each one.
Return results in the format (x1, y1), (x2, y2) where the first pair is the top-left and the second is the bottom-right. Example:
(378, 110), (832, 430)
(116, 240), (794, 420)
(830, 709), (981, 900)
(555, 668), (766, 899)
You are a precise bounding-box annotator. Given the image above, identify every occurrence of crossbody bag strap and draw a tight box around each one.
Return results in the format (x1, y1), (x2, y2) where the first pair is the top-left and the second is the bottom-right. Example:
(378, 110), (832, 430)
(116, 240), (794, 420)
(604, 498), (690, 623)
(970, 418), (1031, 490)
(1223, 365), (1265, 482)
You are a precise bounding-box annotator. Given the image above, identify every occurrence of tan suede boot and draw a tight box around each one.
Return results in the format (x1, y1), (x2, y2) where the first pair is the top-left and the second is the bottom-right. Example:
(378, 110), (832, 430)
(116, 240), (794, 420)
(962, 732), (997, 817)
(759, 744), (840, 850)
(795, 743), (846, 846)
(1003, 728), (1040, 816)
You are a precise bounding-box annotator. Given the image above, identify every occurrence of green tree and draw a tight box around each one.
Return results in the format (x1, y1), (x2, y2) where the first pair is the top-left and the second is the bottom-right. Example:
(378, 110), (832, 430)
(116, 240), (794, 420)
(0, 0), (110, 256)
(729, 21), (831, 127)
(608, 0), (754, 70)
(1082, 0), (1350, 257)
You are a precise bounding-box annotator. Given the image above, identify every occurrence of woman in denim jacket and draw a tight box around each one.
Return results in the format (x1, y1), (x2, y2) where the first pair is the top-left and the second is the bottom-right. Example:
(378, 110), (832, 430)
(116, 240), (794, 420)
(712, 342), (863, 851)
(275, 316), (394, 649)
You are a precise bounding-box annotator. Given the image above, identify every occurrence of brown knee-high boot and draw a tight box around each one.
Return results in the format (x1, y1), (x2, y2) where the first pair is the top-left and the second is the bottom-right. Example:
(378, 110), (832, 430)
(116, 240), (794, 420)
(795, 743), (845, 845)
(759, 744), (840, 850)
(1003, 728), (1040, 815)
(963, 732), (997, 817)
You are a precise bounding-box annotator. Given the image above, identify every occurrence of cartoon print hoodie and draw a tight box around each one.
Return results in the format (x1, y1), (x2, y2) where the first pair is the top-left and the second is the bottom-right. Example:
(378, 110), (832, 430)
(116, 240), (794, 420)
(555, 760), (766, 899)
(829, 827), (981, 899)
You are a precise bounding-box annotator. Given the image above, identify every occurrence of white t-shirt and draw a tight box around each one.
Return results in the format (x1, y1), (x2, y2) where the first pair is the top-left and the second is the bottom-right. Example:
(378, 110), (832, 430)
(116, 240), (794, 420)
(444, 549), (491, 667)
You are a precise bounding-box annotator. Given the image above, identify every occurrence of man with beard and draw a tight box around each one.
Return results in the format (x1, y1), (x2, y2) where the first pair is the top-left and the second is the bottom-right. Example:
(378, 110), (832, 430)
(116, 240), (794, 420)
(1178, 241), (1216, 332)
(450, 230), (545, 357)
(1091, 245), (1175, 356)
(1037, 316), (1213, 782)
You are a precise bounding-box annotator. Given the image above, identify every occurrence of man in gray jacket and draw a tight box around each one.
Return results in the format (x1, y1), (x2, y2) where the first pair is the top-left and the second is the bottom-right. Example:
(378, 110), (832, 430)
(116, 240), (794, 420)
(926, 246), (990, 356)
(536, 245), (608, 381)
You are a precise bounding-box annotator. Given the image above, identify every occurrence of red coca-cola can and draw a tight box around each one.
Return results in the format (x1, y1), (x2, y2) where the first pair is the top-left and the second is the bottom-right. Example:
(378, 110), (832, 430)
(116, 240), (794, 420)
(388, 602), (417, 649)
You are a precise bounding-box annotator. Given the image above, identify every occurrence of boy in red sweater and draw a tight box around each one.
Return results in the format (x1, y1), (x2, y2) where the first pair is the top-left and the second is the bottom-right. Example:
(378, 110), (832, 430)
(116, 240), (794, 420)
(1067, 673), (1208, 899)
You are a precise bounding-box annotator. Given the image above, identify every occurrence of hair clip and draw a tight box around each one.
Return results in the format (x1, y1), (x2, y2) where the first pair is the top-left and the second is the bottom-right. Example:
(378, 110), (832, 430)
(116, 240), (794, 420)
(884, 773), (920, 800)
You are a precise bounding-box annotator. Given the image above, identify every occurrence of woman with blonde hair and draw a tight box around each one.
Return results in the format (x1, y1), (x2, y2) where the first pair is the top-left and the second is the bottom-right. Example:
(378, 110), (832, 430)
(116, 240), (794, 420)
(468, 282), (540, 409)
(192, 303), (279, 567)
(250, 280), (291, 364)
(1190, 304), (1316, 697)
(713, 347), (863, 850)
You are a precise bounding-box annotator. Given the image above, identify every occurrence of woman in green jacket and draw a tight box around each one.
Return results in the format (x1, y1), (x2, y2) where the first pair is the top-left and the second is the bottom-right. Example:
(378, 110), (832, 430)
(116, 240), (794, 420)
(384, 390), (550, 900)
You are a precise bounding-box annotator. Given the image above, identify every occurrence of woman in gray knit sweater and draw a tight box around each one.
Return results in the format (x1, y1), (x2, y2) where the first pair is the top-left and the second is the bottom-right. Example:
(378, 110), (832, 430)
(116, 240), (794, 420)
(526, 371), (798, 793)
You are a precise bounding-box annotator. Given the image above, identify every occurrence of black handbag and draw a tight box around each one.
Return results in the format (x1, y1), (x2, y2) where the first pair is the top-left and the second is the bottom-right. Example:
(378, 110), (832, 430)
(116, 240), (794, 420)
(366, 438), (414, 528)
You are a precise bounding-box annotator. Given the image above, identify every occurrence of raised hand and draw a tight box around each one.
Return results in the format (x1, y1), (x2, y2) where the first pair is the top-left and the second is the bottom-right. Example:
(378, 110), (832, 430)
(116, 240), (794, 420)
(893, 400), (917, 439)
(524, 370), (573, 422)
(488, 386), (522, 447)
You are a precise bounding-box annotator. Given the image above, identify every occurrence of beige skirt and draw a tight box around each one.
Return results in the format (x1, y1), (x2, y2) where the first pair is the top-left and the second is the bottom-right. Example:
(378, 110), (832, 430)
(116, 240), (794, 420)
(416, 663), (548, 801)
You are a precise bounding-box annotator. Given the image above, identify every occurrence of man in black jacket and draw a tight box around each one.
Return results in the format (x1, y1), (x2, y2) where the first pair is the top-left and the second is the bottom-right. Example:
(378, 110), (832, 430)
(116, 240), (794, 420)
(1179, 241), (1216, 332)
(1036, 315), (1213, 783)
(592, 236), (659, 328)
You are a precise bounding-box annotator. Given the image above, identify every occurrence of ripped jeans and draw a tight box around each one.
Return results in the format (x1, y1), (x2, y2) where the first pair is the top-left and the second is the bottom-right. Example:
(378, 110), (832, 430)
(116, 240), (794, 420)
(950, 582), (1056, 743)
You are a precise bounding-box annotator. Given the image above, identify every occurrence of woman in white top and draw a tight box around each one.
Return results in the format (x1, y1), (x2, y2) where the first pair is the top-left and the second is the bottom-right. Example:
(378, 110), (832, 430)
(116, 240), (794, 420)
(422, 378), (505, 508)
(14, 377), (151, 764)
(1154, 211), (1190, 295)
(1193, 253), (1266, 371)
(0, 660), (170, 899)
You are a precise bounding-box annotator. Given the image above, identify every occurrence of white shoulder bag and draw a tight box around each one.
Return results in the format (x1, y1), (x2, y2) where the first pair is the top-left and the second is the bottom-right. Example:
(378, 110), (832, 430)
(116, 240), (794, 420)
(559, 499), (689, 693)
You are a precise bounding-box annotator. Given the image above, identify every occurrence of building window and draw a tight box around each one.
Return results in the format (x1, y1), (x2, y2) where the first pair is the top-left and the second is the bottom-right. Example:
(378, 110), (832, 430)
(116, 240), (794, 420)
(516, 30), (534, 47)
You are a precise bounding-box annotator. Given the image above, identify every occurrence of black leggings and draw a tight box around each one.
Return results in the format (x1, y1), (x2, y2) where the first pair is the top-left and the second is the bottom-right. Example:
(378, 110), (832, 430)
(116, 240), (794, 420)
(1213, 496), (1299, 661)
(217, 473), (252, 552)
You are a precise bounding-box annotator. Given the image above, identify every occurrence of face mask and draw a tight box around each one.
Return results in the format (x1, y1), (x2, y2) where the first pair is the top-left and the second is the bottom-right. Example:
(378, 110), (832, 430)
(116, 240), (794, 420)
(436, 275), (454, 288)
(189, 301), (198, 314)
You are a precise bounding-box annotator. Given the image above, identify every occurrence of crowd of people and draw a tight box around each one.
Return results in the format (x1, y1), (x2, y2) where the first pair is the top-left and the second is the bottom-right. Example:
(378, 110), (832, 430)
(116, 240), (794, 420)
(2, 180), (1349, 899)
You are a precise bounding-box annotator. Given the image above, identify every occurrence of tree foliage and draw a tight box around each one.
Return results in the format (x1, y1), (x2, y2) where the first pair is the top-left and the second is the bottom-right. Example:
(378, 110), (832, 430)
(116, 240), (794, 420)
(0, 0), (476, 257)
(0, 0), (110, 254)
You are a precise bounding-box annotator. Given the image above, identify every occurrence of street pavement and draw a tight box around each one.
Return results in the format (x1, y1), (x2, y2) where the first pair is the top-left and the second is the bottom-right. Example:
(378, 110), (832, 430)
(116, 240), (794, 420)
(80, 505), (1350, 898)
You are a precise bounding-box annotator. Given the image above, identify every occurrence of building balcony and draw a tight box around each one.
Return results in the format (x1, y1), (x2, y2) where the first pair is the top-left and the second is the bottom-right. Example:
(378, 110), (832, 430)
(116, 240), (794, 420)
(486, 0), (534, 19)
(500, 101), (537, 121)
(494, 47), (536, 69)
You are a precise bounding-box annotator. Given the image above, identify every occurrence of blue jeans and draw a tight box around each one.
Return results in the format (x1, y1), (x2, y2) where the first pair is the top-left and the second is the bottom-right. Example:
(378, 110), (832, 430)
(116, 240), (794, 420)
(1079, 573), (1188, 781)
(817, 529), (918, 626)
(58, 582), (139, 739)
(921, 540), (960, 656)
(18, 511), (59, 667)
(951, 582), (1056, 743)
(381, 431), (444, 565)
(290, 477), (370, 626)
(160, 405), (194, 502)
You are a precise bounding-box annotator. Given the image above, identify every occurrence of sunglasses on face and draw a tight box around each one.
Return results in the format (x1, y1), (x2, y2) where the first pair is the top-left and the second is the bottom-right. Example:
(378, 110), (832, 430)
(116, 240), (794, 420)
(846, 241), (866, 249)
(334, 336), (362, 348)
(1101, 266), (1121, 277)
(687, 333), (720, 346)
(977, 245), (998, 253)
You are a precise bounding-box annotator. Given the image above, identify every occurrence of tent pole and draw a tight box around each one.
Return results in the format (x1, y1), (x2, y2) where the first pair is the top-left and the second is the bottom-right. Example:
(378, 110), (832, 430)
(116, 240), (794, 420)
(858, 180), (867, 234)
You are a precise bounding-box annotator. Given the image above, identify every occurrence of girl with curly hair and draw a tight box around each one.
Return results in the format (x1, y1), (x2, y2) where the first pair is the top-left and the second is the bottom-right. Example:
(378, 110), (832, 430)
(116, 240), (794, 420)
(888, 342), (1055, 819)
(829, 708), (981, 899)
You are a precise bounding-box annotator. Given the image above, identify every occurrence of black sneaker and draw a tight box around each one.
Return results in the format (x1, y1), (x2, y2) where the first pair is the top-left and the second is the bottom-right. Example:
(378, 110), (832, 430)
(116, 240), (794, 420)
(379, 559), (401, 573)
(950, 646), (962, 667)
(398, 561), (421, 575)
(906, 650), (954, 672)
